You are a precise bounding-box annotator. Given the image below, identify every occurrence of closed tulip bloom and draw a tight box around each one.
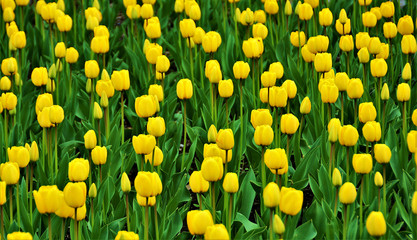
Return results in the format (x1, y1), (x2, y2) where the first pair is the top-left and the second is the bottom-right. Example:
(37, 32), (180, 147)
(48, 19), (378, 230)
(355, 32), (370, 50)
(334, 72), (349, 91)
(134, 171), (162, 197)
(347, 78), (364, 99)
(251, 109), (273, 128)
(205, 125), (217, 144)
(11, 31), (26, 49)
(338, 8), (348, 24)
(233, 61), (250, 79)
(319, 8), (333, 26)
(205, 224), (229, 240)
(54, 42), (66, 59)
(37, 107), (53, 128)
(156, 55), (170, 73)
(368, 37), (382, 55)
(187, 210), (214, 235)
(373, 171), (383, 187)
(332, 168), (342, 186)
(63, 182), (87, 208)
(285, 0), (292, 15)
(397, 15), (414, 35)
(335, 19), (351, 35)
(189, 4), (201, 21)
(7, 232), (33, 240)
(279, 187), (304, 215)
(35, 94), (53, 115)
(371, 7), (382, 20)
(144, 17), (161, 39)
(68, 158), (89, 181)
(397, 83), (411, 102)
(339, 125), (359, 146)
(290, 31), (306, 47)
(328, 118), (342, 143)
(218, 80), (233, 98)
(189, 171), (209, 193)
(357, 47), (370, 63)
(84, 60), (99, 79)
(373, 144), (391, 164)
(132, 134), (156, 155)
(263, 182), (280, 208)
(264, 148), (287, 171)
(269, 62), (284, 79)
(140, 3), (153, 19)
(300, 97), (311, 114)
(402, 63), (412, 80)
(120, 172), (131, 193)
(314, 53), (332, 72)
(0, 76), (11, 91)
(126, 4), (140, 19)
(401, 35), (417, 54)
(6, 22), (18, 39)
(259, 88), (269, 103)
(269, 86), (288, 107)
(380, 1), (394, 18)
(352, 154), (373, 174)
(216, 129), (234, 150)
(174, 0), (184, 12)
(240, 8), (254, 26)
(254, 125), (274, 146)
(383, 22), (397, 39)
(115, 231), (139, 240)
(135, 95), (158, 118)
(57, 15), (72, 32)
(111, 70), (130, 91)
(408, 131), (417, 153)
(193, 27), (205, 45)
(298, 3), (313, 20)
(91, 36), (109, 54)
(320, 81), (338, 103)
(411, 109), (417, 127)
(84, 130), (97, 149)
(254, 10), (266, 23)
(65, 47), (79, 64)
(223, 173), (239, 193)
(31, 67), (48, 86)
(366, 211), (386, 237)
(205, 60), (222, 84)
(1, 58), (18, 76)
(202, 31), (222, 53)
(201, 157), (223, 182)
(86, 16), (99, 30)
(264, 0), (278, 15)
(301, 45), (315, 63)
(242, 37), (264, 58)
(88, 184), (97, 198)
(33, 185), (60, 214)
(252, 23), (268, 39)
(49, 105), (64, 124)
(260, 71), (276, 88)
(339, 182), (357, 204)
(376, 43), (389, 59)
(146, 117), (165, 137)
(281, 113), (299, 134)
(307, 35), (330, 53)
(359, 102), (377, 123)
(359, 0), (372, 6)
(0, 162), (19, 185)
(412, 192), (417, 214)
(204, 144), (232, 164)
(0, 92), (17, 110)
(0, 181), (6, 205)
(8, 146), (30, 168)
(176, 78), (193, 99)
(136, 195), (156, 206)
(91, 146), (107, 165)
(339, 35), (354, 52)
(304, 0), (318, 8)
(145, 43), (162, 64)
(25, 141), (39, 162)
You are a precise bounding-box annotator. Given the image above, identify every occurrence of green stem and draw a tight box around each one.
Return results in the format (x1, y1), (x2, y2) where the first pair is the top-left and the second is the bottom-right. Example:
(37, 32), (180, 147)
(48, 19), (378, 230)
(199, 193), (203, 210)
(154, 202), (159, 240)
(343, 205), (347, 240)
(16, 183), (20, 228)
(329, 143), (334, 179)
(125, 193), (130, 231)
(61, 219), (66, 240)
(403, 102), (407, 139)
(382, 101), (386, 142)
(145, 204), (149, 240)
(199, 48), (204, 89)
(74, 208), (78, 240)
(181, 100), (187, 170)
(228, 194), (233, 236)
(334, 187), (338, 215)
(9, 187), (13, 224)
(105, 107), (109, 141)
(48, 214), (52, 240)
(269, 209), (274, 240)
(359, 175), (364, 237)
(210, 182), (216, 223)
(238, 80), (243, 176)
(49, 24), (54, 64)
(57, 60), (61, 105)
(189, 38), (194, 87)
(4, 112), (8, 161)
(225, 99), (229, 128)
(383, 164), (387, 216)
(341, 93), (344, 125)
(30, 163), (33, 224)
(210, 83), (214, 123)
(346, 147), (350, 182)
(252, 60), (256, 107)
(121, 92), (125, 145)
(55, 126), (58, 181)
(261, 146), (266, 197)
(285, 135), (291, 186)
(1, 206), (3, 240)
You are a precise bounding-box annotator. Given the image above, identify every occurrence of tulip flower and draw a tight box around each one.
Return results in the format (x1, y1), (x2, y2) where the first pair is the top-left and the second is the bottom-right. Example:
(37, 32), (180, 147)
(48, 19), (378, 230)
(187, 210), (214, 236)
(63, 182), (87, 240)
(7, 232), (33, 240)
(279, 187), (303, 216)
(115, 231), (139, 240)
(366, 211), (386, 237)
(205, 224), (229, 240)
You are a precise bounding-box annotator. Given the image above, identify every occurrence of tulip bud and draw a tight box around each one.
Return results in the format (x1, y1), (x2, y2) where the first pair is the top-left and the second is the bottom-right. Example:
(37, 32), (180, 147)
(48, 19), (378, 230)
(176, 78), (193, 99)
(1, 92), (17, 110)
(290, 31), (306, 47)
(121, 172), (131, 193)
(63, 182), (87, 208)
(88, 183), (97, 198)
(264, 148), (287, 172)
(218, 79), (233, 98)
(314, 53), (332, 73)
(180, 19), (196, 38)
(358, 47), (370, 63)
(0, 76), (11, 91)
(147, 117), (166, 137)
(299, 97), (311, 114)
(251, 109), (273, 128)
(284, 0), (292, 15)
(91, 146), (107, 165)
(319, 8), (333, 27)
(380, 1), (394, 18)
(8, 146), (30, 168)
(85, 60), (100, 79)
(100, 92), (108, 108)
(135, 95), (158, 118)
(412, 192), (417, 214)
(207, 125), (217, 143)
(397, 15), (414, 35)
(254, 10), (266, 23)
(339, 125), (359, 146)
(352, 154), (373, 174)
(201, 157), (223, 182)
(374, 172), (383, 187)
(298, 3), (313, 21)
(252, 23), (268, 40)
(189, 171), (209, 193)
(402, 63), (412, 80)
(263, 182), (280, 208)
(132, 134), (156, 155)
(347, 78), (364, 99)
(134, 171), (162, 197)
(55, 42), (66, 58)
(366, 211), (386, 237)
(413, 109), (417, 127)
(233, 61), (250, 79)
(144, 146), (163, 166)
(187, 210), (214, 236)
(397, 83), (411, 102)
(332, 168), (342, 186)
(223, 173), (239, 193)
(339, 35), (354, 52)
(279, 187), (304, 215)
(280, 113), (299, 135)
(383, 22), (397, 39)
(202, 31), (222, 53)
(339, 182), (357, 204)
(254, 125), (274, 146)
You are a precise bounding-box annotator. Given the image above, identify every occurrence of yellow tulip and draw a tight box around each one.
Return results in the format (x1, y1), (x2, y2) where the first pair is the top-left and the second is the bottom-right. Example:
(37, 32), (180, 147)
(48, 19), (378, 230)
(263, 182), (280, 208)
(68, 158), (90, 182)
(335, 19), (351, 35)
(218, 79), (233, 98)
(91, 146), (107, 165)
(252, 23), (268, 40)
(233, 61), (250, 80)
(134, 171), (162, 197)
(132, 134), (156, 155)
(319, 8), (333, 26)
(0, 162), (19, 185)
(352, 153), (373, 174)
(189, 170), (209, 193)
(63, 182), (87, 208)
(85, 60), (100, 79)
(202, 31), (222, 53)
(346, 78), (364, 99)
(355, 32), (371, 50)
(358, 102), (376, 123)
(135, 95), (158, 118)
(290, 31), (306, 47)
(279, 187), (304, 215)
(254, 125), (274, 146)
(383, 22), (397, 39)
(338, 125), (359, 147)
(397, 15), (414, 35)
(362, 121), (381, 142)
(6, 232), (33, 240)
(144, 146), (163, 166)
(205, 224), (229, 240)
(33, 185), (60, 214)
(223, 172), (239, 193)
(366, 211), (386, 237)
(380, 1), (394, 18)
(314, 53), (332, 72)
(401, 35), (417, 54)
(115, 231), (139, 240)
(339, 35), (354, 52)
(176, 78), (193, 99)
(397, 83), (411, 102)
(281, 113), (300, 135)
(84, 130), (97, 150)
(374, 172), (383, 187)
(8, 146), (30, 168)
(121, 172), (131, 193)
(251, 109), (273, 128)
(201, 157), (223, 182)
(264, 148), (287, 172)
(339, 182), (357, 204)
(65, 47), (79, 64)
(298, 3), (313, 21)
(332, 168), (342, 186)
(187, 210), (214, 235)
(49, 105), (64, 124)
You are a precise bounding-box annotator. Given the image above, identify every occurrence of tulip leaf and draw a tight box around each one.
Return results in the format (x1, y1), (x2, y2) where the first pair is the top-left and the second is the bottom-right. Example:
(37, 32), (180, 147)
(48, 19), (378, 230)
(241, 226), (267, 240)
(293, 220), (317, 240)
(235, 212), (259, 232)
(393, 192), (411, 230)
(308, 175), (323, 201)
(237, 169), (257, 218)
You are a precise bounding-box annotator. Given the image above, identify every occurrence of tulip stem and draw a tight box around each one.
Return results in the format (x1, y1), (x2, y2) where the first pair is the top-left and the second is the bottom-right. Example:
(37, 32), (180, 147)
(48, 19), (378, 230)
(377, 77), (381, 123)
(225, 99), (229, 128)
(55, 126), (58, 181)
(382, 101), (386, 142)
(383, 164), (387, 216)
(125, 193), (130, 231)
(9, 187), (13, 224)
(252, 60), (256, 108)
(334, 186), (338, 216)
(269, 209), (274, 240)
(48, 214), (52, 240)
(285, 135), (291, 187)
(297, 19), (301, 67)
(119, 92), (124, 145)
(346, 147), (350, 182)
(261, 146), (266, 200)
(341, 92), (344, 125)
(154, 203), (160, 240)
(238, 79), (243, 176)
(0, 205), (3, 240)
(403, 102), (407, 139)
(199, 193), (203, 210)
(269, 15), (274, 45)
(105, 107), (110, 141)
(210, 182), (216, 223)
(4, 111), (8, 160)
(145, 204), (149, 240)
(181, 100), (187, 170)
(343, 205), (347, 240)
(329, 143), (334, 179)
(228, 193), (233, 236)
(88, 152), (92, 187)
(49, 24), (54, 64)
(61, 219), (66, 240)
(16, 183), (20, 228)
(97, 120), (101, 147)
(359, 175), (364, 237)
(99, 165), (102, 184)
(74, 208), (78, 240)
(188, 38), (194, 87)
(377, 187), (381, 211)
(30, 163), (33, 224)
